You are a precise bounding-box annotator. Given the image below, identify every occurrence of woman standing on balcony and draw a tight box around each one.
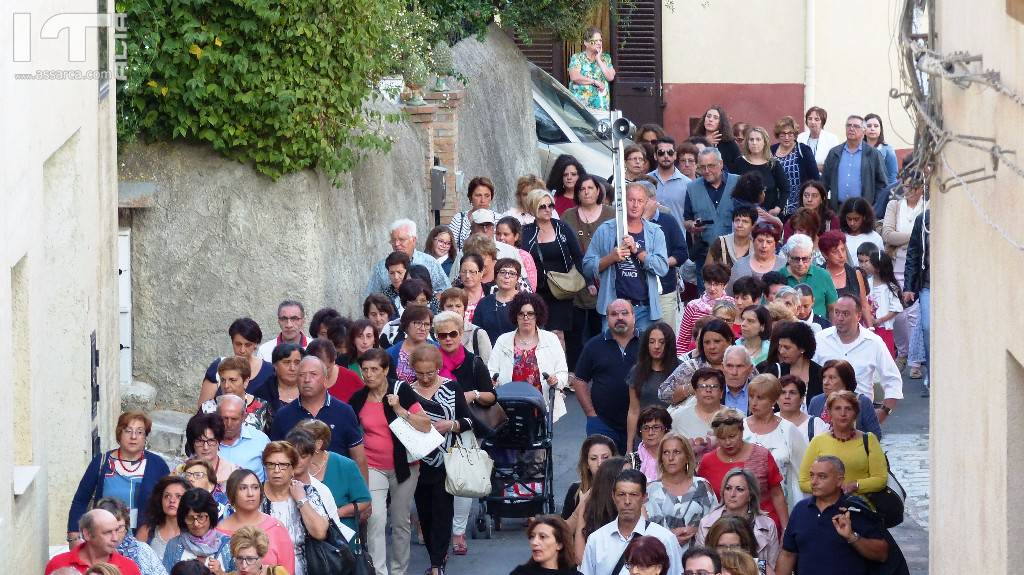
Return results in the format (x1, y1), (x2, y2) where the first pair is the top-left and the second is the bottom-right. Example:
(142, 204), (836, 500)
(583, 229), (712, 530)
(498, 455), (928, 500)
(568, 27), (616, 112)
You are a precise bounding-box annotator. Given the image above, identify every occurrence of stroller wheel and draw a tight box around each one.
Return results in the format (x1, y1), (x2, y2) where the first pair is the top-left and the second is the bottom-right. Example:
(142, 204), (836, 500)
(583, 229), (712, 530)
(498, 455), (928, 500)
(483, 514), (494, 539)
(493, 516), (501, 532)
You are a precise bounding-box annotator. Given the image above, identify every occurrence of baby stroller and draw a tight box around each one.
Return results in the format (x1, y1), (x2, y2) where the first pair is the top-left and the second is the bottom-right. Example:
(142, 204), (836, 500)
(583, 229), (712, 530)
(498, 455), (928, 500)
(470, 381), (556, 538)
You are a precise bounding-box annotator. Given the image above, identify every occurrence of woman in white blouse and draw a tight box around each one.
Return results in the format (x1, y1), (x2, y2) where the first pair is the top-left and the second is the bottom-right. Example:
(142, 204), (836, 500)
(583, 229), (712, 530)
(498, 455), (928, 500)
(742, 374), (808, 510)
(796, 106), (840, 172)
(882, 172), (926, 368)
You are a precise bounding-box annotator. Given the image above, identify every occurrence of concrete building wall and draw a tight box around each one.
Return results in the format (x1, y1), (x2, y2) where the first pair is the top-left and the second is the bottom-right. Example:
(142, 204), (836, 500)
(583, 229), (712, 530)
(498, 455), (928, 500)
(660, 0), (914, 150)
(0, 0), (120, 568)
(930, 1), (1024, 572)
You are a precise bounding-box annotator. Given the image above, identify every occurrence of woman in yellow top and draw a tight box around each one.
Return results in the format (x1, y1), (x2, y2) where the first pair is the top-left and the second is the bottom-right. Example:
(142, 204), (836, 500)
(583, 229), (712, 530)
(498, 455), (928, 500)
(798, 390), (887, 498)
(227, 525), (290, 575)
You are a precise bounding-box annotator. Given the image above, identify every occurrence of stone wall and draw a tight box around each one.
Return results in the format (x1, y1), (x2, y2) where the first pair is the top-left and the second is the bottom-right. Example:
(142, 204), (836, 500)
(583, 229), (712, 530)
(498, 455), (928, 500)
(121, 27), (539, 412)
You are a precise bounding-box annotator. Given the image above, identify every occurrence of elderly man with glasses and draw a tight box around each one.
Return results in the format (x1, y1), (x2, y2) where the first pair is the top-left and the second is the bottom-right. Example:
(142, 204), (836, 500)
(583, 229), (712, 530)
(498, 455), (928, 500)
(779, 234), (838, 319)
(683, 148), (739, 292)
(821, 115), (889, 212)
(365, 218), (452, 297)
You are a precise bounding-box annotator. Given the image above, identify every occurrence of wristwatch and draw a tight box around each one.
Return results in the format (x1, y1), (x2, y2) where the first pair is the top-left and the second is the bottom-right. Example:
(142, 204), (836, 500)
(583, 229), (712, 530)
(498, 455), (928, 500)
(880, 405), (894, 416)
(473, 390), (481, 403)
(847, 532), (861, 544)
(296, 498), (309, 508)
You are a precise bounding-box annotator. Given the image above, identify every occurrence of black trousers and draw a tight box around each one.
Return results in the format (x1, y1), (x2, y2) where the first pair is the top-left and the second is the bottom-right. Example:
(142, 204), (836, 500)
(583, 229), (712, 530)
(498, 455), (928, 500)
(414, 464), (454, 567)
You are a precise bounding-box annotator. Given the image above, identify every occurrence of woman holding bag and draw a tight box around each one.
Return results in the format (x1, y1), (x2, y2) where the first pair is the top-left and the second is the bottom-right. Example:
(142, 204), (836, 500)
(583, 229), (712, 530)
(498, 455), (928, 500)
(522, 188), (585, 351)
(348, 348), (431, 575)
(433, 311), (498, 556)
(408, 344), (477, 575)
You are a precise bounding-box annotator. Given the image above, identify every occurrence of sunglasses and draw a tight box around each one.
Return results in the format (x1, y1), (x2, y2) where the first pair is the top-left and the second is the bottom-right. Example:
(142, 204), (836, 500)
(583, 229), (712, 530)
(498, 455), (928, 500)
(537, 203), (554, 210)
(656, 149), (675, 157)
(435, 330), (460, 340)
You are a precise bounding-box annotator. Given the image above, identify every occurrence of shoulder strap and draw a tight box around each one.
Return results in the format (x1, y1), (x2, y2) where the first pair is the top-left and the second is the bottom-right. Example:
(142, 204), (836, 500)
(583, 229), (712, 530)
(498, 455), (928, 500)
(610, 533), (637, 575)
(808, 417), (816, 441)
(855, 267), (868, 297)
(862, 431), (870, 455)
(472, 328), (480, 355)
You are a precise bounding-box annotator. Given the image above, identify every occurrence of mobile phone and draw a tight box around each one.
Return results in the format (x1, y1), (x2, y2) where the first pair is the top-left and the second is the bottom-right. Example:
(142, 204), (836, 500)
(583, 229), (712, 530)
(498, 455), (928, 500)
(695, 218), (714, 227)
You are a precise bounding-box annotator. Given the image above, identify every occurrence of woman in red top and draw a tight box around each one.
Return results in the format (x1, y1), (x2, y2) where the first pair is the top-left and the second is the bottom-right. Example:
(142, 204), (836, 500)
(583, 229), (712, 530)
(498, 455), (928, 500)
(698, 408), (789, 535)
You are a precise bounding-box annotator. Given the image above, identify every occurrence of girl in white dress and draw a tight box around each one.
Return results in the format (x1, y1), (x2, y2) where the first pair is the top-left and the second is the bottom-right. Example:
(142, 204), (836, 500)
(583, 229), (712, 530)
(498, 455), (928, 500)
(742, 374), (808, 510)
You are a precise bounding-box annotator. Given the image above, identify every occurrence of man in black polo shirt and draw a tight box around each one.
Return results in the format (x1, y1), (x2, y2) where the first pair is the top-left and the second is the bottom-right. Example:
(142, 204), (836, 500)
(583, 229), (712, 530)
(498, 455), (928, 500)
(571, 299), (639, 454)
(776, 456), (889, 575)
(270, 356), (368, 480)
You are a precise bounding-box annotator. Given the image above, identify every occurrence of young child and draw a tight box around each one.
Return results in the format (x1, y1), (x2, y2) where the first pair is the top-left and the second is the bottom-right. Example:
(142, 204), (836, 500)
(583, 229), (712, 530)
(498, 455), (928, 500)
(712, 300), (742, 338)
(677, 262), (735, 355)
(857, 243), (904, 358)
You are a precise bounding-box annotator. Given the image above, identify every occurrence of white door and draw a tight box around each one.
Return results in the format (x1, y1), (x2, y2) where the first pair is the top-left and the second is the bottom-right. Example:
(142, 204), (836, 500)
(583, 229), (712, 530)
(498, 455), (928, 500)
(117, 228), (132, 386)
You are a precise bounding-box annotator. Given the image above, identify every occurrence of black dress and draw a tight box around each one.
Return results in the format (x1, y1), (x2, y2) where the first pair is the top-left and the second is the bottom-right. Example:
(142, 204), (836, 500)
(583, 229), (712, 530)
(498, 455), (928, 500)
(534, 240), (575, 332)
(509, 563), (580, 575)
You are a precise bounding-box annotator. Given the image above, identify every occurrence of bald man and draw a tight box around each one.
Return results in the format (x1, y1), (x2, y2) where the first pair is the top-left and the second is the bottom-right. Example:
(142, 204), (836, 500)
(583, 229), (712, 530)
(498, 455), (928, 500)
(270, 356), (368, 480)
(571, 299), (640, 454)
(46, 509), (141, 574)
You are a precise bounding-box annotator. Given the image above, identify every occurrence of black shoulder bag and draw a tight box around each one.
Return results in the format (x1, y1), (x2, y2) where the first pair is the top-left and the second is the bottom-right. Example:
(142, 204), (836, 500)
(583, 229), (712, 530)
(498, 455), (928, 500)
(302, 489), (357, 575)
(861, 433), (906, 528)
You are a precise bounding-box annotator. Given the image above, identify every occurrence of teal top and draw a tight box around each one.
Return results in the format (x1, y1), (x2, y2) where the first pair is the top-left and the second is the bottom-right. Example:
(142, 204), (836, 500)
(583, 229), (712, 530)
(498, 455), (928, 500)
(782, 264), (838, 317)
(321, 452), (371, 533)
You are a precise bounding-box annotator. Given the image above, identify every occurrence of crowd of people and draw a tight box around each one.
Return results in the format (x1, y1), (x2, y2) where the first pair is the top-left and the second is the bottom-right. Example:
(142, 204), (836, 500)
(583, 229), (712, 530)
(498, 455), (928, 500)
(47, 102), (928, 575)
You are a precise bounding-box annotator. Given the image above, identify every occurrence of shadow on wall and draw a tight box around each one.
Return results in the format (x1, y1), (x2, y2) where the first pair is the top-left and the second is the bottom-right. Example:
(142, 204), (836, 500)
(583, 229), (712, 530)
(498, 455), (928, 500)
(454, 24), (540, 212)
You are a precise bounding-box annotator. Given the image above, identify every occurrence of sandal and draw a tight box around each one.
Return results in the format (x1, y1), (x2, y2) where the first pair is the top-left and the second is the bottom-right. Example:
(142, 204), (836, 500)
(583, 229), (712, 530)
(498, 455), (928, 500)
(909, 365), (923, 379)
(452, 534), (468, 555)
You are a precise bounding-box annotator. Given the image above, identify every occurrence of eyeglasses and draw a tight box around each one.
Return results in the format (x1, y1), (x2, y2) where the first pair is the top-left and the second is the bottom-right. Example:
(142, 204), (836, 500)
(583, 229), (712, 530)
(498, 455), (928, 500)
(436, 330), (460, 340)
(236, 556), (262, 566)
(684, 570), (715, 575)
(778, 131), (796, 137)
(697, 164), (719, 171)
(122, 428), (146, 437)
(711, 417), (743, 428)
(656, 149), (675, 157)
(182, 471), (208, 480)
(278, 316), (303, 323)
(460, 269), (481, 276)
(695, 383), (721, 391)
(497, 270), (519, 278)
(537, 203), (554, 211)
(186, 514), (210, 526)
(680, 158), (697, 165)
(788, 255), (812, 263)
(641, 424), (665, 433)
(518, 311), (536, 319)
(435, 239), (451, 247)
(194, 437), (218, 447)
(264, 461), (293, 471)
(415, 369), (438, 378)
(410, 321), (431, 329)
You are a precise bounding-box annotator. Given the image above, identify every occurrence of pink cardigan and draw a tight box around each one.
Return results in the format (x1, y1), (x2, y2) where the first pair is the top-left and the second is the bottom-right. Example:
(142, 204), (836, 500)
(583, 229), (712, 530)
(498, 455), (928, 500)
(217, 514), (296, 574)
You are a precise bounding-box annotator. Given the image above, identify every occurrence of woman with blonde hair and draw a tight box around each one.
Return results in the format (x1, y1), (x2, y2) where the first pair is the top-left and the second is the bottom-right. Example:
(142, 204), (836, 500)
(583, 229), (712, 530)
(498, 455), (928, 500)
(742, 374), (808, 509)
(696, 468), (779, 570)
(505, 175), (552, 224)
(733, 126), (788, 216)
(85, 564), (122, 575)
(645, 432), (718, 553)
(718, 547), (760, 575)
(226, 526), (289, 575)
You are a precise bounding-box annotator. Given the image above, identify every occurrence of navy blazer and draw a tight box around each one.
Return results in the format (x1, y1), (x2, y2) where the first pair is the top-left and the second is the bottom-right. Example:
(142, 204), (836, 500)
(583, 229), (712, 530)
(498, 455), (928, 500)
(68, 449), (171, 532)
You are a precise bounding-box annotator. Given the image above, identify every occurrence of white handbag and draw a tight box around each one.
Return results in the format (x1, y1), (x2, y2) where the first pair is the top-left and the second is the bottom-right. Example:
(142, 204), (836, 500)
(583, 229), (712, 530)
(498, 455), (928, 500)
(387, 382), (445, 462)
(443, 430), (494, 498)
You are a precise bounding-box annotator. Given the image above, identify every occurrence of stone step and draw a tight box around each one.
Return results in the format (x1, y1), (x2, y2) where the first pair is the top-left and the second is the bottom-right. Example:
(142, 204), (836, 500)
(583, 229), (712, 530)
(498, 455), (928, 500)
(121, 379), (158, 412)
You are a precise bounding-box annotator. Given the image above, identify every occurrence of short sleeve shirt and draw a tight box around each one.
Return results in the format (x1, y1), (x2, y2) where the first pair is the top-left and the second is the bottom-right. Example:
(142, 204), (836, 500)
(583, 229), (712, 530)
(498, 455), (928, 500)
(575, 331), (640, 430)
(322, 452), (372, 532)
(783, 495), (885, 575)
(271, 395), (364, 457)
(783, 264), (838, 317)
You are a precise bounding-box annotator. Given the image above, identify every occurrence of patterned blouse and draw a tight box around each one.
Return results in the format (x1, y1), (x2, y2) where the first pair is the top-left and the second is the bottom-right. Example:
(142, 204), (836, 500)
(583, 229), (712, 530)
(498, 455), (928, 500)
(645, 477), (719, 553)
(776, 148), (804, 215)
(568, 52), (613, 110)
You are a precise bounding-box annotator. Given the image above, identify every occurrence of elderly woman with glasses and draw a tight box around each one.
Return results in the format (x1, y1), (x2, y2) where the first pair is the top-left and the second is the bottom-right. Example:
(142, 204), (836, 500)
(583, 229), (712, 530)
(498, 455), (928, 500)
(696, 469), (779, 570)
(260, 441), (330, 575)
(181, 413), (239, 490)
(780, 233), (839, 320)
(698, 409), (788, 535)
(226, 526), (289, 575)
(179, 458), (231, 520)
(162, 488), (234, 574)
(645, 432), (718, 553)
(68, 411), (172, 543)
(434, 310), (497, 555)
(386, 305), (437, 383)
(522, 188), (585, 347)
(568, 26), (615, 111)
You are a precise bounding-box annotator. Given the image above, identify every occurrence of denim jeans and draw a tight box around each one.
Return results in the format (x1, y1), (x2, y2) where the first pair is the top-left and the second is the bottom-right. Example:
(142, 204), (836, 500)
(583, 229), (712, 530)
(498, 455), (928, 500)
(586, 415), (627, 455)
(919, 288), (930, 382)
(601, 303), (653, 333)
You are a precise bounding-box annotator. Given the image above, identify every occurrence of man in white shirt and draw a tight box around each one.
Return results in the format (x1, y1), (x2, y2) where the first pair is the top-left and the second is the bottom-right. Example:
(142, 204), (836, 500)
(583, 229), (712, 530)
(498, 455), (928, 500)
(256, 299), (308, 362)
(813, 295), (902, 423)
(581, 469), (682, 575)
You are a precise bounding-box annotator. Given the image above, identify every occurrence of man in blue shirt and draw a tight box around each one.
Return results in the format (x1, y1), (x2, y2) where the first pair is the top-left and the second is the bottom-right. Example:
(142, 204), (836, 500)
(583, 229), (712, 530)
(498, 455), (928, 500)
(775, 456), (889, 575)
(271, 356), (368, 478)
(218, 395), (271, 480)
(682, 148), (738, 292)
(722, 345), (756, 415)
(649, 136), (691, 226)
(571, 299), (640, 454)
(822, 116), (888, 212)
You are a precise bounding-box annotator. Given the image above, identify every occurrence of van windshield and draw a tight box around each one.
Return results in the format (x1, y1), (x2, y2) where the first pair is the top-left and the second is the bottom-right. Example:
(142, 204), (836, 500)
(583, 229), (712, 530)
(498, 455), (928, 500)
(531, 69), (602, 143)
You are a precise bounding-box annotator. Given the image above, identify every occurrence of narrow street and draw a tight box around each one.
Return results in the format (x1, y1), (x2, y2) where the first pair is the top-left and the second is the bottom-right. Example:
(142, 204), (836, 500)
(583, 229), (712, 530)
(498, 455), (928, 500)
(408, 371), (932, 575)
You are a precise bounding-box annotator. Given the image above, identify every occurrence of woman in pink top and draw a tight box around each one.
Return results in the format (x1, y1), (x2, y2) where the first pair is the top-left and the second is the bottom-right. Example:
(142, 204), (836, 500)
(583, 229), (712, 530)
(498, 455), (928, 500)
(216, 469), (296, 574)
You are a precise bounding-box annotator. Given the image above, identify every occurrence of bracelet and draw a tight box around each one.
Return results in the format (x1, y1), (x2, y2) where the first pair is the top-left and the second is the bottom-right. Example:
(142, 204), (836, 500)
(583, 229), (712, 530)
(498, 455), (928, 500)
(473, 390), (481, 403)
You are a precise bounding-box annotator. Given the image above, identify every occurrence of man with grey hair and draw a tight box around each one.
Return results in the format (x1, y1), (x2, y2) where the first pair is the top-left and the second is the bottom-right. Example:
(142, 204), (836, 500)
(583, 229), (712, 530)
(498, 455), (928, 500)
(583, 182), (669, 331)
(256, 299), (308, 362)
(775, 455), (890, 575)
(683, 147), (739, 291)
(270, 355), (368, 478)
(780, 233), (838, 318)
(46, 509), (141, 574)
(218, 393), (270, 480)
(365, 218), (451, 296)
(821, 114), (889, 214)
(722, 344), (757, 415)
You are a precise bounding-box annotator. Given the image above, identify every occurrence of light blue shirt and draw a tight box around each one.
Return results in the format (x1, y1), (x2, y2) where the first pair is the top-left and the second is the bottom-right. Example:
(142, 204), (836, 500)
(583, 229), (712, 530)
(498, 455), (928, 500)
(649, 167), (690, 226)
(365, 249), (451, 297)
(220, 424), (270, 481)
(724, 382), (750, 415)
(837, 142), (864, 203)
(582, 218), (669, 318)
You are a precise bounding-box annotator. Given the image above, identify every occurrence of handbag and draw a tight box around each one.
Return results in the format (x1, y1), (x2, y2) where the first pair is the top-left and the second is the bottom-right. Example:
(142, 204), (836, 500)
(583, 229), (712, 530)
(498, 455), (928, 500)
(861, 433), (906, 528)
(344, 502), (375, 575)
(387, 381), (446, 462)
(466, 361), (507, 437)
(535, 228), (585, 300)
(443, 430), (494, 498)
(302, 491), (356, 575)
